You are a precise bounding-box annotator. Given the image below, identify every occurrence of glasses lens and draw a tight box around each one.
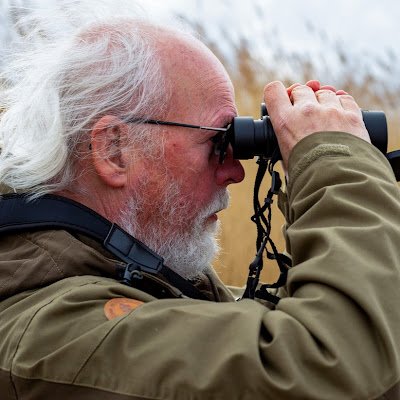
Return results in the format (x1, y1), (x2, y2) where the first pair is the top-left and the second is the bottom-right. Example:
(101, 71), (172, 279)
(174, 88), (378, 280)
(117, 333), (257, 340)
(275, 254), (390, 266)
(214, 130), (231, 164)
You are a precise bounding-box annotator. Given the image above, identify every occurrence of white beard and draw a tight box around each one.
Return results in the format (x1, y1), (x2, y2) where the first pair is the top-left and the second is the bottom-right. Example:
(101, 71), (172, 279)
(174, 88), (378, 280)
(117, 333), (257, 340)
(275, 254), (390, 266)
(117, 179), (230, 280)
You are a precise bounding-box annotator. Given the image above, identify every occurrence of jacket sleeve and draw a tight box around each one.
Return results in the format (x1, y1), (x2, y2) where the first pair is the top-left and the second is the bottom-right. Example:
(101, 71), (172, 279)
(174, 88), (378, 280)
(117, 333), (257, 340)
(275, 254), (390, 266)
(10, 132), (400, 399)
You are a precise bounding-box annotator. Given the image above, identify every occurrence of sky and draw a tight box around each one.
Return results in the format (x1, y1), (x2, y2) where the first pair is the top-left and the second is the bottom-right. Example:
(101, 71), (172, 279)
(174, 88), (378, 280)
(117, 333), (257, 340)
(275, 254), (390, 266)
(136, 0), (399, 53)
(1, 0), (399, 59)
(0, 0), (399, 87)
(134, 0), (400, 75)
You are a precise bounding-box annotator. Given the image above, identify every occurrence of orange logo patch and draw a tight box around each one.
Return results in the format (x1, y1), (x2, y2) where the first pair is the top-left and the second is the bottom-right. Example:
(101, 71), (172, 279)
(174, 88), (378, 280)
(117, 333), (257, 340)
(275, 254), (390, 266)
(104, 298), (144, 320)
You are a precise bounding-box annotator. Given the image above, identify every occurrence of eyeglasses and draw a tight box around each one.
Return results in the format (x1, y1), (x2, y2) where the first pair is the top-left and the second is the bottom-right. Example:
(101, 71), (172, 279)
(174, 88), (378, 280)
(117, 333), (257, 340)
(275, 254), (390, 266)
(123, 117), (232, 164)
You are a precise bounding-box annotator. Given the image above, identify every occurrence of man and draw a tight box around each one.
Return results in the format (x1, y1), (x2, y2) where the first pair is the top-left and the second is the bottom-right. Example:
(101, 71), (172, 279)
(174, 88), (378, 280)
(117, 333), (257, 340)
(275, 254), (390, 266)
(0, 5), (400, 400)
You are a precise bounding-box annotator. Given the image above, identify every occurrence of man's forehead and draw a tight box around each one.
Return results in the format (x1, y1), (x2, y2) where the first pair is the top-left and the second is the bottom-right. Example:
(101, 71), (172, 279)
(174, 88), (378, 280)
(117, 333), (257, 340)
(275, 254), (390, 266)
(149, 26), (235, 125)
(155, 28), (230, 83)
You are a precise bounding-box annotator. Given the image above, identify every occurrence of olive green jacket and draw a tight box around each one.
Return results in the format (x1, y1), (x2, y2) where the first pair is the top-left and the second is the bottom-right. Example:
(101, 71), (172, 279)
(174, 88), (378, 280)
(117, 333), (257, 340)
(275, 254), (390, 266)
(1, 132), (400, 399)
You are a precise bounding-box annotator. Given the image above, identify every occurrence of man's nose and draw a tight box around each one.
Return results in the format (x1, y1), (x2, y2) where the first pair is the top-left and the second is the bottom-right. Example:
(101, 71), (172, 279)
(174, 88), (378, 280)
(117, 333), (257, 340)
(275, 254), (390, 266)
(215, 145), (245, 186)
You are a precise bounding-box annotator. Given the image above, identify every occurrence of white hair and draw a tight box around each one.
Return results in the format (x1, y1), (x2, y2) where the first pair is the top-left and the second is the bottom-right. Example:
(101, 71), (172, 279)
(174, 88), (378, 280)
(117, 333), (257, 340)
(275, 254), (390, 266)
(0, 1), (177, 196)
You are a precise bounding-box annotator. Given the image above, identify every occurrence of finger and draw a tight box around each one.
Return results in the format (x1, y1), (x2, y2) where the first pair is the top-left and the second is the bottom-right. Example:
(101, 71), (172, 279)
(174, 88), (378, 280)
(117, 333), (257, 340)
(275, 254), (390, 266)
(264, 81), (292, 119)
(339, 95), (370, 142)
(336, 89), (348, 95)
(305, 80), (321, 92)
(287, 83), (301, 98)
(288, 81), (322, 97)
(315, 89), (342, 107)
(338, 94), (362, 113)
(290, 84), (318, 105)
(320, 84), (337, 92)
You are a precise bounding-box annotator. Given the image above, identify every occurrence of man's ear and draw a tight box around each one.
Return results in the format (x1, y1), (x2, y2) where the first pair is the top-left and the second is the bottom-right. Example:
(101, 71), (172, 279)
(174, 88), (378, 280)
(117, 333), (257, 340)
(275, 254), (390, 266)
(90, 115), (130, 188)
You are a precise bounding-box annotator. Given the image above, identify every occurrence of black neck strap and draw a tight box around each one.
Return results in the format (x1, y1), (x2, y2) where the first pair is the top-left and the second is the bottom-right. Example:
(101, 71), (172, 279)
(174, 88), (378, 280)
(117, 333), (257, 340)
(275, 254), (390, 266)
(0, 193), (208, 301)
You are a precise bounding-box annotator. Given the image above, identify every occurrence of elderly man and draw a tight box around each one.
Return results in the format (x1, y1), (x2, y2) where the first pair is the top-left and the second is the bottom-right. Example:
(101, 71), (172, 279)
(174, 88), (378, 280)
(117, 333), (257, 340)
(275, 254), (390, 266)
(0, 7), (400, 400)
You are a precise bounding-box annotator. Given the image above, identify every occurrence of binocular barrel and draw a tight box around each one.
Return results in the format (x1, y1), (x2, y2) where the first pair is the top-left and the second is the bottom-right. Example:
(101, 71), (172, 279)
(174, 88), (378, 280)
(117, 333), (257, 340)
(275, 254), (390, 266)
(230, 109), (388, 160)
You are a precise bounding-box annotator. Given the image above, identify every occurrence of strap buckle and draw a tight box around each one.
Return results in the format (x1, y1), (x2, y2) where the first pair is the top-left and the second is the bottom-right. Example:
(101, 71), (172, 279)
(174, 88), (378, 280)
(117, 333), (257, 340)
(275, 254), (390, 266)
(121, 262), (144, 285)
(104, 224), (164, 274)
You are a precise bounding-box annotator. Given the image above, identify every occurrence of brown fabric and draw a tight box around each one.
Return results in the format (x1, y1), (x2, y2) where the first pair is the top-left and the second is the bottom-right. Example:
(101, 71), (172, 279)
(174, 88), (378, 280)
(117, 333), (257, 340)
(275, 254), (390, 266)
(9, 373), (147, 400)
(0, 368), (16, 400)
(0, 229), (230, 303)
(0, 230), (119, 301)
(379, 381), (400, 400)
(1, 132), (400, 399)
(194, 268), (236, 302)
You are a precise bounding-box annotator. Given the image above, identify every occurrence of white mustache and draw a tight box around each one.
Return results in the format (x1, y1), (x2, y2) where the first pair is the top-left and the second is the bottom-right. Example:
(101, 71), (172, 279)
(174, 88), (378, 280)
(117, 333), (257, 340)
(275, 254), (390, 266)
(200, 189), (230, 219)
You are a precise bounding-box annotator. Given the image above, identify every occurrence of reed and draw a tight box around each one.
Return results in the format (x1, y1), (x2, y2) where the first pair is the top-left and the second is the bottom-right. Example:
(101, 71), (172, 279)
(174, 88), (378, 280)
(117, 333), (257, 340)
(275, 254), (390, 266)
(189, 18), (400, 286)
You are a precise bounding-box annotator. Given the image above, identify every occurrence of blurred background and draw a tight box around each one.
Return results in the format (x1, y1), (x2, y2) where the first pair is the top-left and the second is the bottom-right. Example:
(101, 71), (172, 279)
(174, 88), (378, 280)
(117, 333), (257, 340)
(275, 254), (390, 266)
(1, 0), (399, 286)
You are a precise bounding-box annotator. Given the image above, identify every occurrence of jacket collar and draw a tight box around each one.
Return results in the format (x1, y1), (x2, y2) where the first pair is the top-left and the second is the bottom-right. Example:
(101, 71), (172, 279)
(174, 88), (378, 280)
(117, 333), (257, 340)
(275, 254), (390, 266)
(0, 229), (234, 302)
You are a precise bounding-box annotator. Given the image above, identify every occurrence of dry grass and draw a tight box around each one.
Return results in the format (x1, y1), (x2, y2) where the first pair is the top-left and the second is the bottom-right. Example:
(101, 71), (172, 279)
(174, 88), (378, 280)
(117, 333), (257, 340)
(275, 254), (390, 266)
(191, 21), (400, 287)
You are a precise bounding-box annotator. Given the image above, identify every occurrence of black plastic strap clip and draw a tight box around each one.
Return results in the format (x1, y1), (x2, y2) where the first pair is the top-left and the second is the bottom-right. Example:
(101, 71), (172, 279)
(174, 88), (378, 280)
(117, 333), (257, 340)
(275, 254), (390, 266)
(121, 262), (145, 285)
(104, 224), (164, 274)
(267, 171), (282, 198)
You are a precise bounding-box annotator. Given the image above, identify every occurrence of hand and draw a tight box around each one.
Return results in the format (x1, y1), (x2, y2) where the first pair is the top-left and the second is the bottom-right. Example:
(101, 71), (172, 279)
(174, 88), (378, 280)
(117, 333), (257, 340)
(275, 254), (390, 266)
(286, 80), (345, 98)
(263, 80), (370, 167)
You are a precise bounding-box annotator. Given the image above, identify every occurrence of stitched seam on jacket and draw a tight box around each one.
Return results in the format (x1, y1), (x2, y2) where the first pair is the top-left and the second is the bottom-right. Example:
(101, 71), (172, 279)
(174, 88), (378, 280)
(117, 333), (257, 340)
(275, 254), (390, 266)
(70, 307), (162, 399)
(0, 233), (59, 299)
(36, 233), (76, 285)
(9, 287), (61, 400)
(290, 143), (351, 184)
(25, 232), (67, 283)
(9, 279), (105, 395)
(372, 378), (400, 400)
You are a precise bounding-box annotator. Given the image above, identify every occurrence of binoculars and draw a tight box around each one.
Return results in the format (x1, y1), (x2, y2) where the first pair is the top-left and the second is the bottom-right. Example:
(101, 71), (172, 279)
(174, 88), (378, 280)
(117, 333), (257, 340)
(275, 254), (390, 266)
(230, 104), (400, 180)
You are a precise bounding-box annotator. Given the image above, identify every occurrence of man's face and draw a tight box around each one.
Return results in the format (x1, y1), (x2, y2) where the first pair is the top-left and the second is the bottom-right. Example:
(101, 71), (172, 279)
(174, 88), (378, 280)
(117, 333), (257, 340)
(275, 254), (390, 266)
(119, 174), (231, 279)
(119, 34), (245, 278)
